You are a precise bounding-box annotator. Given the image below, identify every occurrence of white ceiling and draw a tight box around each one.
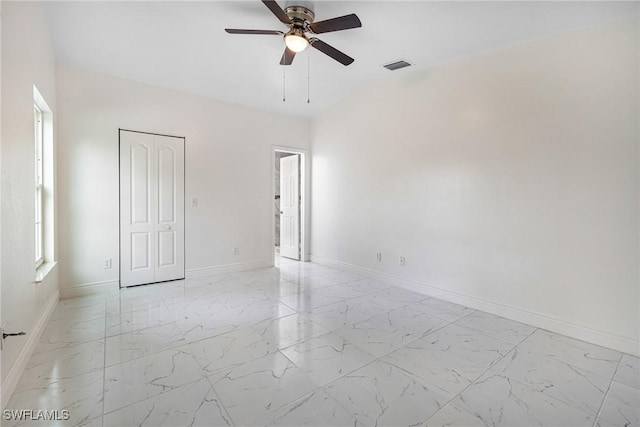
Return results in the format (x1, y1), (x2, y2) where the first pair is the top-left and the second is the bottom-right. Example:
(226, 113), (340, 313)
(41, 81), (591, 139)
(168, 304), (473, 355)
(44, 1), (638, 118)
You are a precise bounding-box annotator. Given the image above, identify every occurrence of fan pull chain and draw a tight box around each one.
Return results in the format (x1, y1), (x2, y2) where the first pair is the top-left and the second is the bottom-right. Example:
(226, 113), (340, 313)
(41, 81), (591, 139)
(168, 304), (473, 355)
(307, 55), (311, 104)
(282, 66), (286, 102)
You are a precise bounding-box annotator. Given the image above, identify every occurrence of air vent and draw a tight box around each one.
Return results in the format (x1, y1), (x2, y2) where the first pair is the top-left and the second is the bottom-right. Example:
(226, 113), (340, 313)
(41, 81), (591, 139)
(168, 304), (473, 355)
(383, 60), (413, 71)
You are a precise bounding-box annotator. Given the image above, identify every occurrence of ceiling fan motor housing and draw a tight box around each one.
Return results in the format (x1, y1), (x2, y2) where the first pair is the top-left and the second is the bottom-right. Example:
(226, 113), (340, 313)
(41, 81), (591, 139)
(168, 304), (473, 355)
(285, 5), (315, 28)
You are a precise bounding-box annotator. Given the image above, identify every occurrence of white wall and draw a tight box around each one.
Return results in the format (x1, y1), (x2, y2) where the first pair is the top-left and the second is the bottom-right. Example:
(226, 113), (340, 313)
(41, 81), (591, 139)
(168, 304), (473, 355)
(56, 64), (310, 295)
(310, 18), (639, 355)
(1, 1), (59, 403)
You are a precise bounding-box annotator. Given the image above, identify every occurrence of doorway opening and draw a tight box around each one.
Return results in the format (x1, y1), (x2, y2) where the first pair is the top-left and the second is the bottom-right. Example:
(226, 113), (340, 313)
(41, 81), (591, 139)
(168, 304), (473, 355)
(272, 147), (308, 264)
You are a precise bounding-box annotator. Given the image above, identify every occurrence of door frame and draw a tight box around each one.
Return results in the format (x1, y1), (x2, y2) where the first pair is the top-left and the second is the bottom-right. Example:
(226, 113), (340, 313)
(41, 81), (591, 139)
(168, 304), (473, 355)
(272, 146), (309, 262)
(118, 128), (186, 287)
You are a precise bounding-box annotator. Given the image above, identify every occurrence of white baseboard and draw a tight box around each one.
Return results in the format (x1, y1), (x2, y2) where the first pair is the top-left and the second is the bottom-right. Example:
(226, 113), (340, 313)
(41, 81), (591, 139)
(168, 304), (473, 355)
(2, 289), (59, 409)
(186, 260), (273, 279)
(59, 261), (276, 298)
(60, 280), (120, 299)
(311, 254), (639, 357)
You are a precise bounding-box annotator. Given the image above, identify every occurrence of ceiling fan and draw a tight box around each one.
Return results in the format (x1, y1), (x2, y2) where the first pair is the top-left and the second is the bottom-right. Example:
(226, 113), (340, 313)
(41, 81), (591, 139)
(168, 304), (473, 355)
(225, 0), (362, 66)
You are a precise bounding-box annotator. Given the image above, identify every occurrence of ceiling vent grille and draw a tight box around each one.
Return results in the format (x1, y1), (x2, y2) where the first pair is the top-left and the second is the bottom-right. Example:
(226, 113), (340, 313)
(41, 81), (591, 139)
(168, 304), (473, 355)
(383, 60), (412, 71)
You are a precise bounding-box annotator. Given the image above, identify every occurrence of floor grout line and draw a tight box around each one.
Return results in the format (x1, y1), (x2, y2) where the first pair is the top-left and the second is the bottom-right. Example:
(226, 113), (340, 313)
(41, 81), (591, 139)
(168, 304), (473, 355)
(591, 352), (624, 427)
(101, 294), (107, 427)
(421, 326), (540, 425)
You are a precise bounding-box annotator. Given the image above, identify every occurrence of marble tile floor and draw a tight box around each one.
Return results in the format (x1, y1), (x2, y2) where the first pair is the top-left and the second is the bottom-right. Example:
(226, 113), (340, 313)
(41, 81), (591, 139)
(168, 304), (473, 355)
(6, 257), (639, 426)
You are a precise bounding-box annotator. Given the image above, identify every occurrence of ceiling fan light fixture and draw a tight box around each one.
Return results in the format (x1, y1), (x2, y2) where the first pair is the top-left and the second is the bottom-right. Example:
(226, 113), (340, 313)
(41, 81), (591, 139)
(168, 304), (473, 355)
(284, 29), (309, 52)
(226, 1), (360, 66)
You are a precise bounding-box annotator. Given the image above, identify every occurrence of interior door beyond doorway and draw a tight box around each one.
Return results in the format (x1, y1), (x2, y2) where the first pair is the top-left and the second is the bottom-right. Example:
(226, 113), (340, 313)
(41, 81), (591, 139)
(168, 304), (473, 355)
(279, 154), (300, 260)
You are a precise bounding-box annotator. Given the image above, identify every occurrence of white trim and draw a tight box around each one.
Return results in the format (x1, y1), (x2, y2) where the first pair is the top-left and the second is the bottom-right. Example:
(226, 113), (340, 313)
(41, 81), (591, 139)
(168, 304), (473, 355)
(58, 261), (273, 297)
(35, 261), (57, 283)
(34, 103), (44, 266)
(311, 254), (640, 357)
(272, 146), (310, 263)
(33, 85), (55, 268)
(33, 85), (52, 113)
(2, 289), (59, 409)
(60, 280), (119, 299)
(186, 260), (273, 279)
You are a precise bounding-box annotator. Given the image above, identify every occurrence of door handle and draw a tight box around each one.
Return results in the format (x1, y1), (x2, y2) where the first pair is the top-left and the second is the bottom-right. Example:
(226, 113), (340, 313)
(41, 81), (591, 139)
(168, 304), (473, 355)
(3, 331), (26, 339)
(165, 225), (172, 231)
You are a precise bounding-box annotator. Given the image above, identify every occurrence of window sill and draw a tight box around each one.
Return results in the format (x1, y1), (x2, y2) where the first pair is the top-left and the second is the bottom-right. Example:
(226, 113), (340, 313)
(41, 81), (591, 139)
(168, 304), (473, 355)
(35, 261), (57, 283)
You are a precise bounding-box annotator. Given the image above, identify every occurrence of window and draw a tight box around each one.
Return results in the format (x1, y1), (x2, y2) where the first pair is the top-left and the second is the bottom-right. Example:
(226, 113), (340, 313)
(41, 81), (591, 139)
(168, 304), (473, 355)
(33, 85), (54, 280)
(34, 104), (44, 267)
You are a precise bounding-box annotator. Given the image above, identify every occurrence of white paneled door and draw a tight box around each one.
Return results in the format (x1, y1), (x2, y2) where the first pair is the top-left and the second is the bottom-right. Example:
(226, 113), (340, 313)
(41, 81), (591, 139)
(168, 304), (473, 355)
(119, 130), (185, 287)
(279, 154), (300, 260)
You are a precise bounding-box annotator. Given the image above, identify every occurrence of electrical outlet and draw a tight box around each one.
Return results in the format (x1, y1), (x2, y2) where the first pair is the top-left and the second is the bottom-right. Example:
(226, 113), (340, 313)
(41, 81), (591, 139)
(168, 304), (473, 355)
(191, 198), (198, 208)
(232, 247), (239, 255)
(103, 258), (112, 269)
(399, 256), (406, 267)
(376, 252), (382, 262)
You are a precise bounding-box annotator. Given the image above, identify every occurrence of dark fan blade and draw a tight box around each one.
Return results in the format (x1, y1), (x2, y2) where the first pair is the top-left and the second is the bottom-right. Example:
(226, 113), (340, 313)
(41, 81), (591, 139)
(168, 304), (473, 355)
(225, 29), (283, 35)
(309, 13), (361, 34)
(262, 0), (291, 24)
(279, 47), (296, 65)
(310, 38), (354, 65)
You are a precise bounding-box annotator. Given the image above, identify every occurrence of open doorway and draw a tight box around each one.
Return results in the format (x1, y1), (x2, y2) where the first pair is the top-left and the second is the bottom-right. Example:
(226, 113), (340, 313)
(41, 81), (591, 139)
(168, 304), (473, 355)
(272, 147), (308, 264)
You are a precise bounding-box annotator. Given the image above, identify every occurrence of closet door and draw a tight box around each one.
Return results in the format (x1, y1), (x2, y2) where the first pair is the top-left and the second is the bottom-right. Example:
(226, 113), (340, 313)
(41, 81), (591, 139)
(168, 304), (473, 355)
(120, 130), (184, 287)
(154, 135), (185, 283)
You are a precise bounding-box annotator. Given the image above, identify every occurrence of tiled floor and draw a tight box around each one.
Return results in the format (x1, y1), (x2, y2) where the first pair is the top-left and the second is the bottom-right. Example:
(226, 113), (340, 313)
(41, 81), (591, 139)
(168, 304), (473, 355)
(6, 257), (639, 426)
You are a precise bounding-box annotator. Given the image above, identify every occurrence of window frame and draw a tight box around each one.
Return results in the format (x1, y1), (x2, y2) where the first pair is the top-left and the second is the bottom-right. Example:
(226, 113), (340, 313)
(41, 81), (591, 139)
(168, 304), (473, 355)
(34, 104), (44, 268)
